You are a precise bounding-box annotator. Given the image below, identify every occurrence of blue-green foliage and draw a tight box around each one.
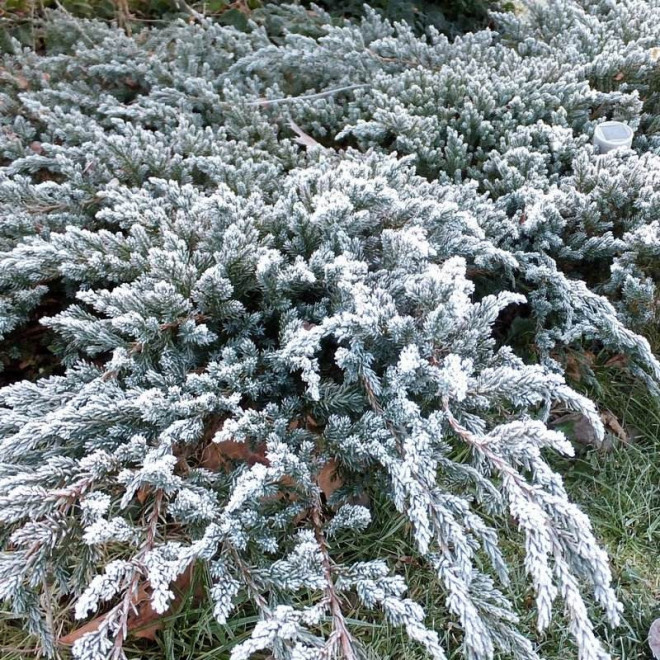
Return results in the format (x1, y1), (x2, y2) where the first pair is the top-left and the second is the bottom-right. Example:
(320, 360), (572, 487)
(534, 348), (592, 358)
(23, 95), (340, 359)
(0, 2), (659, 659)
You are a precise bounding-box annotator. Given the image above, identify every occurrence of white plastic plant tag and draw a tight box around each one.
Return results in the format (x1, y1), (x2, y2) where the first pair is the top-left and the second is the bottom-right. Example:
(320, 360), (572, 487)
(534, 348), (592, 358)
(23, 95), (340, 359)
(593, 121), (634, 153)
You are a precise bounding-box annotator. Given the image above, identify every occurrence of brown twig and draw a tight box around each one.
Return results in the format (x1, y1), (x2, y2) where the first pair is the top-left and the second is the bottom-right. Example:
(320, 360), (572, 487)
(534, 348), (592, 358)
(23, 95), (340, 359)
(109, 490), (164, 659)
(311, 502), (357, 660)
(173, 0), (206, 23)
(442, 398), (536, 495)
(113, 0), (133, 35)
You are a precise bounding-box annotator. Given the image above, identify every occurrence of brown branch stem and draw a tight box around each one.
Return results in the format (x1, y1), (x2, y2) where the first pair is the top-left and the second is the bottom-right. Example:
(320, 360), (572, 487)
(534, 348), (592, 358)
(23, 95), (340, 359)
(311, 502), (356, 660)
(110, 490), (164, 659)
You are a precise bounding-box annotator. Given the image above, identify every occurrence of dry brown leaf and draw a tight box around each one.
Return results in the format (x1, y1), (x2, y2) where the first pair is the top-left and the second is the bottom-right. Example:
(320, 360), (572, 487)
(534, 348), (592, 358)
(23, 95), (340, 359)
(136, 485), (150, 504)
(305, 415), (320, 431)
(604, 354), (628, 369)
(289, 120), (321, 149)
(59, 613), (108, 645)
(396, 555), (421, 567)
(564, 353), (583, 383)
(600, 410), (629, 444)
(584, 351), (596, 364)
(317, 459), (342, 500)
(196, 418), (268, 471)
(551, 412), (601, 447)
(199, 441), (229, 471)
(60, 567), (195, 646)
(127, 568), (194, 640)
(561, 350), (595, 383)
(200, 439), (268, 471)
(175, 452), (191, 476)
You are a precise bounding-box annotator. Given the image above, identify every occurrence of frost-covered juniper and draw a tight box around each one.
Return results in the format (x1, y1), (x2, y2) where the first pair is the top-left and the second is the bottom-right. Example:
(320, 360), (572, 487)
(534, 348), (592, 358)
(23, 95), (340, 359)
(1, 1), (660, 659)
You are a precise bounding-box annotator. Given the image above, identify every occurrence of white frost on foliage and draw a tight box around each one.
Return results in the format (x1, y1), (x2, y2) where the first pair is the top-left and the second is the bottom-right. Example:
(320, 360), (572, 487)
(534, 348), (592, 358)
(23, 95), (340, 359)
(3, 2), (660, 660)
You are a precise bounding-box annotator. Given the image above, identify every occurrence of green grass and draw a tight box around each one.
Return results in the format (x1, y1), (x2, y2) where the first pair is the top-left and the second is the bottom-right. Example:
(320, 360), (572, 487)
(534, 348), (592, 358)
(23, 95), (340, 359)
(0, 350), (658, 658)
(0, 2), (657, 657)
(0, 346), (657, 659)
(0, 384), (660, 660)
(6, 407), (655, 659)
(122, 356), (660, 659)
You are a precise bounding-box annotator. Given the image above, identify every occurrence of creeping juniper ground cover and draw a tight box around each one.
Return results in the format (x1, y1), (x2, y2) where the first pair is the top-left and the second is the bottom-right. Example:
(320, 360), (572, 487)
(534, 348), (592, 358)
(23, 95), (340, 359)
(0, 1), (660, 659)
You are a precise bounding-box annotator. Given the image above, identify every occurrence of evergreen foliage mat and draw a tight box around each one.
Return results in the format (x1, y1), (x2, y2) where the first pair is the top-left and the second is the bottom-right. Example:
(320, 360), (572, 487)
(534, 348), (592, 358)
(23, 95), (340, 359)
(1, 2), (660, 659)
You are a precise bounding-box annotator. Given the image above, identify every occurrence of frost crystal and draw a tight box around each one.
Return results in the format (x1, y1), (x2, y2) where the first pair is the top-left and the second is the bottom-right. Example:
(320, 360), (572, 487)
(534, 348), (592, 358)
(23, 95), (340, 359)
(1, 2), (658, 659)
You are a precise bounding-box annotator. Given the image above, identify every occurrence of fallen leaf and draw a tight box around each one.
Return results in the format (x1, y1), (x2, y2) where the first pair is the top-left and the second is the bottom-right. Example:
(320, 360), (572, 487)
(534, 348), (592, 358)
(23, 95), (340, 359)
(551, 413), (601, 447)
(600, 410), (629, 444)
(59, 613), (108, 645)
(317, 459), (342, 500)
(289, 120), (321, 149)
(174, 451), (191, 475)
(199, 421), (352, 515)
(0, 68), (26, 89)
(196, 418), (269, 471)
(561, 350), (595, 383)
(136, 486), (150, 504)
(564, 353), (583, 383)
(200, 439), (268, 471)
(396, 555), (420, 566)
(305, 415), (320, 431)
(60, 567), (195, 646)
(127, 567), (195, 640)
(604, 354), (628, 369)
(100, 369), (118, 382)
